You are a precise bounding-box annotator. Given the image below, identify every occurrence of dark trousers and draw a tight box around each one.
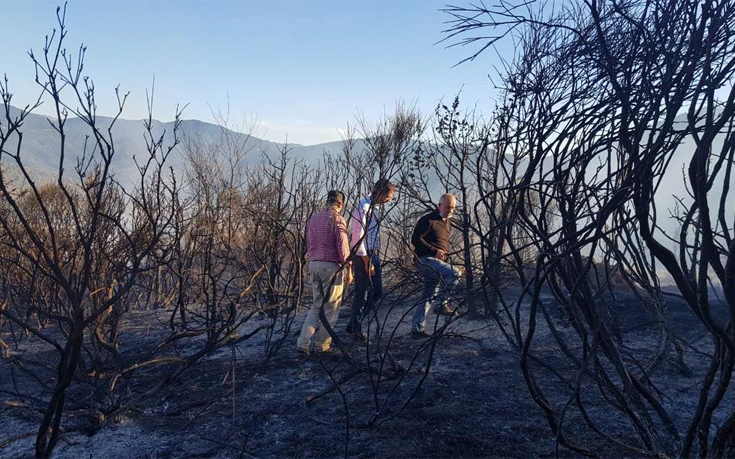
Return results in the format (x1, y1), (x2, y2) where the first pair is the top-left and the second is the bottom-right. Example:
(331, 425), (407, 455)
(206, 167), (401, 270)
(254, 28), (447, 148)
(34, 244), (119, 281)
(347, 254), (383, 334)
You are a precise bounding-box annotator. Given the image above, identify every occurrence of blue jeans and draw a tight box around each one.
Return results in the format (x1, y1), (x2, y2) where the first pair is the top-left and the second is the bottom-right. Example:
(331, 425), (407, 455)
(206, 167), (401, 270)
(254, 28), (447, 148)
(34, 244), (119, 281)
(348, 254), (383, 334)
(411, 257), (460, 333)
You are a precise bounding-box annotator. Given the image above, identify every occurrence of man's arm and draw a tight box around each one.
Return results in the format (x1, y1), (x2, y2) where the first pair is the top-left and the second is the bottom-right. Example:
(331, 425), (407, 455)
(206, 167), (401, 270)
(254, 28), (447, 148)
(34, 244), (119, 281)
(350, 202), (368, 257)
(304, 217), (311, 261)
(334, 215), (354, 283)
(334, 215), (350, 264)
(351, 201), (376, 276)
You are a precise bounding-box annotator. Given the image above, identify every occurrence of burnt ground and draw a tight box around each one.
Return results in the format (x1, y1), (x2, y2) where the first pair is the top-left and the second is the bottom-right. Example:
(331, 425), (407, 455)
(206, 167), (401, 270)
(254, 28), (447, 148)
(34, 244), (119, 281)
(0, 286), (721, 458)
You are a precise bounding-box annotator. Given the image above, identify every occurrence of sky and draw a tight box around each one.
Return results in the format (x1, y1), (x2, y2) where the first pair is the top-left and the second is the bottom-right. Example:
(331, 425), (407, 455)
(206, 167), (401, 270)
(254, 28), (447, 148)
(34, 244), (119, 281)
(1, 0), (504, 145)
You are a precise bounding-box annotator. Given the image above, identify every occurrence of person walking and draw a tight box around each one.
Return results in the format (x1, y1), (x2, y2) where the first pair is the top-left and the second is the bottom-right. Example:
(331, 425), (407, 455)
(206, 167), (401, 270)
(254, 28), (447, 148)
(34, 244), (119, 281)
(346, 178), (396, 339)
(410, 193), (462, 337)
(296, 190), (352, 355)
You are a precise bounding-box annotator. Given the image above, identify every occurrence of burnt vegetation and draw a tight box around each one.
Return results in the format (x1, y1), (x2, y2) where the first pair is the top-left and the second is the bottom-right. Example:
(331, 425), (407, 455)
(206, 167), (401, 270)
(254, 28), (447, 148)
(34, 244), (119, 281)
(2, 0), (735, 457)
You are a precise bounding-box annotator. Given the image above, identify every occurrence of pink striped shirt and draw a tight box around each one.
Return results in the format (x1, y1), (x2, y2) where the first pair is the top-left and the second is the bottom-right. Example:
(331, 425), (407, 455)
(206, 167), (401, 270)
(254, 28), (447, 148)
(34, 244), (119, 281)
(307, 207), (350, 264)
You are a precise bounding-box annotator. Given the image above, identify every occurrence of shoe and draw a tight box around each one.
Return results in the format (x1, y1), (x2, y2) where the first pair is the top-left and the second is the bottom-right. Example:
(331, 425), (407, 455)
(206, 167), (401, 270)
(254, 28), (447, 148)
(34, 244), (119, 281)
(433, 304), (457, 316)
(352, 332), (369, 345)
(319, 347), (344, 357)
(296, 346), (311, 356)
(410, 330), (432, 339)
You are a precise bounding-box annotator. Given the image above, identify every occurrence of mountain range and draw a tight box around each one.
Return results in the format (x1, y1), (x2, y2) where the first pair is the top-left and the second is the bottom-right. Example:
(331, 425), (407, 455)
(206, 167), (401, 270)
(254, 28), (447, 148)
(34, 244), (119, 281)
(1, 105), (349, 185)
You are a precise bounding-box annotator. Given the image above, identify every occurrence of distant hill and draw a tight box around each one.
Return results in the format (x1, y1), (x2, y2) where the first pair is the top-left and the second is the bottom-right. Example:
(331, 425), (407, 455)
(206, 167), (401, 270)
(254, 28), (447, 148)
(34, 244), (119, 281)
(0, 105), (350, 185)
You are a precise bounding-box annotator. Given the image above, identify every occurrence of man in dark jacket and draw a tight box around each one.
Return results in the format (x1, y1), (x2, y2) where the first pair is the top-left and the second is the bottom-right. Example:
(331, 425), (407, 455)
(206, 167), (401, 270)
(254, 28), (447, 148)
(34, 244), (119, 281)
(410, 193), (462, 336)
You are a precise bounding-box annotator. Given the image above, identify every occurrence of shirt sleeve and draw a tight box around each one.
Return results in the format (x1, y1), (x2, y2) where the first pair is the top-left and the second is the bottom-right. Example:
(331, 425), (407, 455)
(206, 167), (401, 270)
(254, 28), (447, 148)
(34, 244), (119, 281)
(334, 215), (350, 264)
(304, 217), (311, 261)
(411, 215), (439, 257)
(351, 201), (368, 256)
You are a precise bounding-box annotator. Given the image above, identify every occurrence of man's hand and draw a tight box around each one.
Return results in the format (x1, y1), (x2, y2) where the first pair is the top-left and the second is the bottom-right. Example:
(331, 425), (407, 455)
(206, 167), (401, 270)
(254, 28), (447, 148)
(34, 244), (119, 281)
(346, 266), (354, 285)
(361, 255), (375, 277)
(436, 249), (447, 261)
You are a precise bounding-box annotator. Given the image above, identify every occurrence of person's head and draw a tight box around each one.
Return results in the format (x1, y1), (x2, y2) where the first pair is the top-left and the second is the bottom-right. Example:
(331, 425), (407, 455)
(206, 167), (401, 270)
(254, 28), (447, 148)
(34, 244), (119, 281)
(371, 178), (396, 205)
(326, 190), (345, 212)
(438, 193), (457, 219)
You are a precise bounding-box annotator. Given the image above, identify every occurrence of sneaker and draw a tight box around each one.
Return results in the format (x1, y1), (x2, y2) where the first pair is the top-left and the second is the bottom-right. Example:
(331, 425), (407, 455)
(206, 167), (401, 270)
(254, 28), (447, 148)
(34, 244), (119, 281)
(296, 346), (311, 356)
(433, 304), (457, 316)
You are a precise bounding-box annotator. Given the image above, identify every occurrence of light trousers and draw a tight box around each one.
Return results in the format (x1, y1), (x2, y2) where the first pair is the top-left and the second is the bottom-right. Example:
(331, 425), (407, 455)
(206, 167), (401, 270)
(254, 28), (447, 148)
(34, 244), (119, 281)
(297, 260), (345, 351)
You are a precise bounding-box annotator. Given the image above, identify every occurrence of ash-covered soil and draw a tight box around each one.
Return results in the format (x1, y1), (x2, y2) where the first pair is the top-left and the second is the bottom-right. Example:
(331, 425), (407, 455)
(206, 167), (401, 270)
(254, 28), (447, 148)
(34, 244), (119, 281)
(0, 287), (716, 458)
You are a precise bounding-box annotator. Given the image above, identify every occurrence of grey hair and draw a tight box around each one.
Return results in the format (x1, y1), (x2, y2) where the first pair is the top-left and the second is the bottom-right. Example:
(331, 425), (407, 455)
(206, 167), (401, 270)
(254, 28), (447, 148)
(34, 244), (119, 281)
(439, 193), (456, 205)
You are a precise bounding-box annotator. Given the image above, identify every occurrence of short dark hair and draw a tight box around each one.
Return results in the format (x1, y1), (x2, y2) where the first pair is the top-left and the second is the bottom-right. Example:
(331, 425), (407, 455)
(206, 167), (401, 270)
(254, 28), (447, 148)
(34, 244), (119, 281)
(372, 178), (396, 199)
(327, 190), (345, 206)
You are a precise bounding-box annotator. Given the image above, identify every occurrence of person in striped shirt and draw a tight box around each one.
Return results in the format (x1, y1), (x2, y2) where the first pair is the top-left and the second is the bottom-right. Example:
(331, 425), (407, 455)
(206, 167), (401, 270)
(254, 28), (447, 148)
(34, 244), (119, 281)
(296, 190), (353, 355)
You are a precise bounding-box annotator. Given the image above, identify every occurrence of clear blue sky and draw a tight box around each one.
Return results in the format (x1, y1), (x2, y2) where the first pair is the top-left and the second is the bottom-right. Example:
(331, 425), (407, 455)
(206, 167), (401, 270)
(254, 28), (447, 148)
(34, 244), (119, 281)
(2, 0), (503, 145)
